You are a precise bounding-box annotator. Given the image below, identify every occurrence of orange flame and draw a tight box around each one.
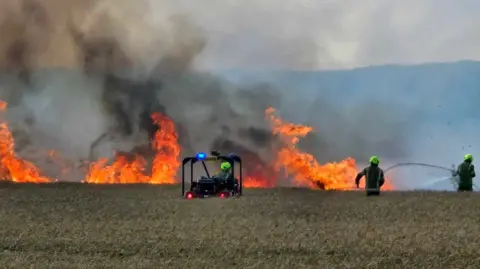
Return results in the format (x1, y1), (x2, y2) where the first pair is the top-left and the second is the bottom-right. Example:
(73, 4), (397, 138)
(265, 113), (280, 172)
(0, 98), (393, 190)
(150, 112), (180, 184)
(0, 101), (51, 183)
(85, 155), (150, 184)
(265, 107), (394, 190)
(244, 176), (272, 188)
(84, 112), (180, 184)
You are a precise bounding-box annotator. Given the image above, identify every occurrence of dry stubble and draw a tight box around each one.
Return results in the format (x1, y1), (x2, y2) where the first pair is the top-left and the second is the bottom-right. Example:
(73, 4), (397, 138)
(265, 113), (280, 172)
(0, 184), (479, 269)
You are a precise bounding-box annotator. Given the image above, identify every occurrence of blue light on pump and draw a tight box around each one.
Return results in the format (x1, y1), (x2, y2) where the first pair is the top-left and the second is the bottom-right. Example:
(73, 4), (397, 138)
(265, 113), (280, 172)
(196, 152), (207, 160)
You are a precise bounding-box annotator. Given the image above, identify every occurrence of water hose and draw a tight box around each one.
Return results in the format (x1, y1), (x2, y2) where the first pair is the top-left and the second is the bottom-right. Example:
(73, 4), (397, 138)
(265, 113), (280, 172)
(384, 162), (478, 190)
(385, 162), (454, 173)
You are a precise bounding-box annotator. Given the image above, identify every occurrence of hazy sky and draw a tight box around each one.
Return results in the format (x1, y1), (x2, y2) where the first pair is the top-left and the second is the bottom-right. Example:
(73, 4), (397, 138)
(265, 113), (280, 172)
(161, 0), (480, 70)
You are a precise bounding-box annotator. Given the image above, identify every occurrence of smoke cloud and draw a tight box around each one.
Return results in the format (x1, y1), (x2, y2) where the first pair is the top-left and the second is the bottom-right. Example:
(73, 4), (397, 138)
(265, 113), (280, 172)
(0, 0), (476, 189)
(168, 0), (478, 189)
(0, 0), (282, 182)
(229, 63), (480, 190)
(169, 0), (479, 190)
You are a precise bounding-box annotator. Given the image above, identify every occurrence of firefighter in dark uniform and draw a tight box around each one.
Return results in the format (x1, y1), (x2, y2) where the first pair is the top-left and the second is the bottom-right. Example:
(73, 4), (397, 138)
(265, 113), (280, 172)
(455, 154), (475, 192)
(214, 162), (232, 179)
(355, 156), (385, 196)
(213, 161), (239, 191)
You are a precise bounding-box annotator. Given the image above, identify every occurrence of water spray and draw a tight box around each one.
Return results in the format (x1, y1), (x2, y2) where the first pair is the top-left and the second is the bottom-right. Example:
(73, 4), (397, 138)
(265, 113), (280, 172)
(385, 162), (477, 191)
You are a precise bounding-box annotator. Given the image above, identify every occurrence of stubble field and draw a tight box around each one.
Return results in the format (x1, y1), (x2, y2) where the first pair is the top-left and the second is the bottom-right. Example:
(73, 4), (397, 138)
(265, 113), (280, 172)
(0, 183), (479, 269)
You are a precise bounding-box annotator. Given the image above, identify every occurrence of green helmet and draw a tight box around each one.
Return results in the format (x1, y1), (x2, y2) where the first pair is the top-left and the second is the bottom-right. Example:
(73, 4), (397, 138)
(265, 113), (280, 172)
(220, 162), (231, 171)
(464, 154), (473, 161)
(369, 156), (380, 165)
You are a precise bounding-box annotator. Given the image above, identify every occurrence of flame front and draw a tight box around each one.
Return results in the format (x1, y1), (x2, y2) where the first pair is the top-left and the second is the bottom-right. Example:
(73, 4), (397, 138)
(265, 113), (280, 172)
(84, 155), (150, 184)
(0, 101), (51, 183)
(265, 107), (394, 190)
(150, 112), (180, 184)
(0, 98), (394, 190)
(84, 113), (180, 184)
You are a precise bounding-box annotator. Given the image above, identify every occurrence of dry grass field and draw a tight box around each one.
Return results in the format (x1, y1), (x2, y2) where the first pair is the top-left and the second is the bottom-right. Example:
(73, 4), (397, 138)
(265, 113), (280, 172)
(0, 184), (479, 269)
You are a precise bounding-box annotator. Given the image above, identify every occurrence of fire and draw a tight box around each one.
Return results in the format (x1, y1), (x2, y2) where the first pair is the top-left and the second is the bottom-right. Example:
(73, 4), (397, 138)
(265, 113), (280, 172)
(85, 155), (150, 184)
(0, 98), (393, 190)
(265, 107), (394, 190)
(244, 176), (271, 188)
(0, 101), (51, 183)
(84, 112), (180, 184)
(240, 151), (278, 188)
(150, 112), (180, 184)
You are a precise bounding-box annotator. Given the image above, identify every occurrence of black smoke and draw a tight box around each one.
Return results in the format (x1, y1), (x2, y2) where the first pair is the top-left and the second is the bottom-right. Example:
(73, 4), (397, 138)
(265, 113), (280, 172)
(0, 0), (279, 181)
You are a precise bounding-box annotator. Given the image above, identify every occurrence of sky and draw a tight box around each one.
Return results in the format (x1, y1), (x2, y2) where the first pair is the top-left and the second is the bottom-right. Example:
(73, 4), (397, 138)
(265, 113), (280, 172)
(158, 0), (480, 70)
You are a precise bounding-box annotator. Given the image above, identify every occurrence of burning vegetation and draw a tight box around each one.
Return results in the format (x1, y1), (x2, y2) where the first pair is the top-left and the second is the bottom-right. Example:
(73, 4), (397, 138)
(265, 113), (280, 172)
(0, 100), (50, 183)
(0, 100), (393, 190)
(79, 113), (180, 184)
(0, 0), (398, 191)
(265, 107), (393, 190)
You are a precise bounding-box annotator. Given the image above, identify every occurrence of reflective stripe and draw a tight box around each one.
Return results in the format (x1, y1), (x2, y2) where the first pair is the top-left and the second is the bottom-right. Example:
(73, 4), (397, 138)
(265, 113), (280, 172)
(377, 169), (381, 188)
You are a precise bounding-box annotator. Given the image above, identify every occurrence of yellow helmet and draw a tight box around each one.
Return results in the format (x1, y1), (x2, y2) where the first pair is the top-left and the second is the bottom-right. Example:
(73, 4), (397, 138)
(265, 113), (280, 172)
(220, 162), (231, 171)
(369, 156), (380, 165)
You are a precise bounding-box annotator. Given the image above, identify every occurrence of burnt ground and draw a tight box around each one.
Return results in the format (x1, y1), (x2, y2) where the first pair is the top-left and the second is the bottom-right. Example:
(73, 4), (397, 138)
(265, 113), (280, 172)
(0, 183), (479, 268)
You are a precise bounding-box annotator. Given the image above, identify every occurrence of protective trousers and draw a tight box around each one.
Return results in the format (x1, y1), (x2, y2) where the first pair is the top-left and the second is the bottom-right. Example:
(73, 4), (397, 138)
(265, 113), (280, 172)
(366, 190), (380, 196)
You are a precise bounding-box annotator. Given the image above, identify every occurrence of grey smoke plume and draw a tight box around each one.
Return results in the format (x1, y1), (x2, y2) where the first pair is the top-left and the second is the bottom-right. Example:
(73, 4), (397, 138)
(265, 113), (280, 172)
(0, 0), (280, 181)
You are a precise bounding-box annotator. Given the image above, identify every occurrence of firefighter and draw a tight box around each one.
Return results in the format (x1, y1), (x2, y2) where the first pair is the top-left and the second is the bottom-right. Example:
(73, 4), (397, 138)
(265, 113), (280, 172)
(355, 156), (385, 196)
(455, 154), (475, 192)
(213, 161), (239, 189)
(214, 162), (233, 181)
